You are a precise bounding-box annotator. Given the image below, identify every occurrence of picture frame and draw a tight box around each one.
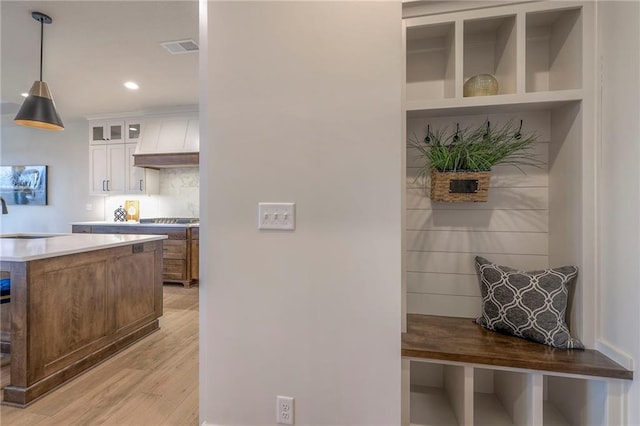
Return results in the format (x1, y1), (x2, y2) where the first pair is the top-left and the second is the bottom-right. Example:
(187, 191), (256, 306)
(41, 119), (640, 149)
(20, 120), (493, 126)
(0, 165), (48, 205)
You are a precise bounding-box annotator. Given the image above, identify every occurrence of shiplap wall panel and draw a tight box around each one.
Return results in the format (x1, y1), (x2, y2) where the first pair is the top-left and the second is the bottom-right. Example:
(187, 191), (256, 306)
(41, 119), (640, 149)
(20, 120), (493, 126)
(407, 294), (482, 317)
(407, 272), (479, 296)
(407, 252), (549, 274)
(407, 209), (549, 232)
(405, 110), (550, 317)
(407, 230), (548, 255)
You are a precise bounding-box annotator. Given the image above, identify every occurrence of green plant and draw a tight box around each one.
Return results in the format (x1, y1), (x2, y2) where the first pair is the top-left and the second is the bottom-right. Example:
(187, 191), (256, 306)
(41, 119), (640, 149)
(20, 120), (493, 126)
(409, 120), (543, 180)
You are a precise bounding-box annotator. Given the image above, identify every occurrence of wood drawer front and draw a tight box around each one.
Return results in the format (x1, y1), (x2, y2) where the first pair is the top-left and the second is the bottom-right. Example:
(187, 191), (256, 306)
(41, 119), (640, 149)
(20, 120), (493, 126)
(163, 241), (187, 259)
(163, 259), (186, 280)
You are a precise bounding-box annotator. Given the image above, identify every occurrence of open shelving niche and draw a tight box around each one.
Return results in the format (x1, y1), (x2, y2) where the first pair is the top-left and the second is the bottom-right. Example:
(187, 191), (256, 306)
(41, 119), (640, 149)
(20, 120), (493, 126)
(409, 361), (610, 426)
(401, 2), (628, 426)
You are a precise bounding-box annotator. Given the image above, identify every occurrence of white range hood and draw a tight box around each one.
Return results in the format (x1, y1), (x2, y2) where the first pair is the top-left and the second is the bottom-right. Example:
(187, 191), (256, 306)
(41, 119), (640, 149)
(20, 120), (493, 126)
(133, 116), (199, 168)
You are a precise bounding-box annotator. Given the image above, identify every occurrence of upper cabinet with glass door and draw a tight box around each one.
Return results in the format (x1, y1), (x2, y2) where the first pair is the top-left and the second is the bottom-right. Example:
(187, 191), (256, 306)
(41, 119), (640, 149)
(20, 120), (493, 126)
(89, 120), (125, 145)
(125, 119), (143, 143)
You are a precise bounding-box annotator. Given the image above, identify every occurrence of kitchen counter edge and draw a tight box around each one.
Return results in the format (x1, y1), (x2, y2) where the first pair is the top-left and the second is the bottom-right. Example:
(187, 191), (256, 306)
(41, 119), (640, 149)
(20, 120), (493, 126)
(71, 221), (199, 227)
(0, 233), (168, 262)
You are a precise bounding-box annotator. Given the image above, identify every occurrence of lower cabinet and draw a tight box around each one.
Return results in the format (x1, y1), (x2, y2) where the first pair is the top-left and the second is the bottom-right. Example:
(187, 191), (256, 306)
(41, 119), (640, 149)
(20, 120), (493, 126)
(71, 224), (198, 287)
(190, 226), (199, 280)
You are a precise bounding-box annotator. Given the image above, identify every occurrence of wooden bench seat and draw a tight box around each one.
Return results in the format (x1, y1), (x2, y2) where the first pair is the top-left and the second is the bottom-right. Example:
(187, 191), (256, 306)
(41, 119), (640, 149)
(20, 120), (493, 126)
(402, 314), (633, 380)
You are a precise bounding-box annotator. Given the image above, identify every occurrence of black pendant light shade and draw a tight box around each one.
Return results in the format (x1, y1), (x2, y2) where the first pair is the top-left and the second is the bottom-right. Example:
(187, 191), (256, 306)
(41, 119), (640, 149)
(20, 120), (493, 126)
(15, 81), (63, 130)
(14, 11), (64, 131)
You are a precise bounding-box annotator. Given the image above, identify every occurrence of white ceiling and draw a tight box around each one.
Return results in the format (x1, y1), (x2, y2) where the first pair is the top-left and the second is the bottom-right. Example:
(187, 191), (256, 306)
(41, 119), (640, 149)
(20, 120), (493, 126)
(1, 1), (199, 122)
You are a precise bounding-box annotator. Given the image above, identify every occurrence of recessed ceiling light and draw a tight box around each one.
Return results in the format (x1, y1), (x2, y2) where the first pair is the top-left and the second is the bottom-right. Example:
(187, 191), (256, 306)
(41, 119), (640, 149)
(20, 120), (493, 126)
(21, 93), (29, 97)
(124, 81), (139, 90)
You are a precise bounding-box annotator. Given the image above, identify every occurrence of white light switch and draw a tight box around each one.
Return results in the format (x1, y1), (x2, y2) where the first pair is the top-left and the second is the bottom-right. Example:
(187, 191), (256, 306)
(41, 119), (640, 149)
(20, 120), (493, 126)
(258, 202), (295, 230)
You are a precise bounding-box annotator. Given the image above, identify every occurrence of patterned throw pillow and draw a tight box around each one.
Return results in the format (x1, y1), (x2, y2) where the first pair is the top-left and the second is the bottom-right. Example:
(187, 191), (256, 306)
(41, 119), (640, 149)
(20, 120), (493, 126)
(474, 256), (584, 349)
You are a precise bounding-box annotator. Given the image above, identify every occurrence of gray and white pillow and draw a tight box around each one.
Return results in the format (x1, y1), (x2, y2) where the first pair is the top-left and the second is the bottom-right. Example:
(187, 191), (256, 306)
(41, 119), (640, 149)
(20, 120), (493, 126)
(474, 256), (584, 349)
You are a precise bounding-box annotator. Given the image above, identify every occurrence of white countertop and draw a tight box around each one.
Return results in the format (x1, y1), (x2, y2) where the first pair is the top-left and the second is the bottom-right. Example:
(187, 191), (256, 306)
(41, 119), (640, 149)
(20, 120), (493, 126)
(0, 233), (168, 262)
(72, 221), (199, 228)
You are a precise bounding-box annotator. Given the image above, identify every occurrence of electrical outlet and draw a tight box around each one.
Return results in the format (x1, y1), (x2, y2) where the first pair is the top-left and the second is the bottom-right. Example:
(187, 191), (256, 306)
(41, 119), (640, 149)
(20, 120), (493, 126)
(277, 395), (294, 425)
(258, 202), (295, 230)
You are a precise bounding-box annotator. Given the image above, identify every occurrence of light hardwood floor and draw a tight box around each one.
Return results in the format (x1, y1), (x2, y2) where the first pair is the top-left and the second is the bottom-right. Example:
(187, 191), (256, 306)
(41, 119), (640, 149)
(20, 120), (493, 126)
(0, 284), (199, 425)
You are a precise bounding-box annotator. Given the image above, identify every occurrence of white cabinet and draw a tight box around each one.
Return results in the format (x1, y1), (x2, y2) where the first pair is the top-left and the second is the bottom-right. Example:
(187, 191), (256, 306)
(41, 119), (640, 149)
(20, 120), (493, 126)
(88, 118), (159, 195)
(125, 143), (159, 194)
(89, 144), (126, 194)
(89, 120), (125, 144)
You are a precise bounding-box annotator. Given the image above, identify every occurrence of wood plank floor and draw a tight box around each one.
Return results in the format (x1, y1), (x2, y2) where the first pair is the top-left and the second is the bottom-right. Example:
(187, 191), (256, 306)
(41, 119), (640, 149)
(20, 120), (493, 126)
(0, 284), (199, 425)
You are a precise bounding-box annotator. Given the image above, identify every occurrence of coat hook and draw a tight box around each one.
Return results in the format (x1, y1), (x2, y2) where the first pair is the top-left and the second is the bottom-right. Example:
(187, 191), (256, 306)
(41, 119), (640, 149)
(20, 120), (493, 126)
(453, 123), (460, 142)
(484, 121), (491, 139)
(515, 119), (523, 139)
(424, 124), (431, 143)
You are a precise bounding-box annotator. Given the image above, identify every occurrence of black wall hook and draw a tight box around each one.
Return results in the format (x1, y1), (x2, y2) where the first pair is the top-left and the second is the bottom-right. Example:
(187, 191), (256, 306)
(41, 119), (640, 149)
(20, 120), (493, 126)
(515, 119), (523, 139)
(424, 124), (431, 143)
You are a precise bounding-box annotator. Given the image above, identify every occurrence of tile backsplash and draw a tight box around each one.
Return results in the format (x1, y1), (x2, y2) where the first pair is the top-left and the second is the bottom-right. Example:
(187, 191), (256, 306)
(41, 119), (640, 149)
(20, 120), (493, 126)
(103, 168), (199, 220)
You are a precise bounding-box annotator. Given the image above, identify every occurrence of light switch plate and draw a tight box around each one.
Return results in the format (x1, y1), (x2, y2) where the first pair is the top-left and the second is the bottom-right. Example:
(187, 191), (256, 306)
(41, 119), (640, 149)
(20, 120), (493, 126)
(258, 202), (295, 230)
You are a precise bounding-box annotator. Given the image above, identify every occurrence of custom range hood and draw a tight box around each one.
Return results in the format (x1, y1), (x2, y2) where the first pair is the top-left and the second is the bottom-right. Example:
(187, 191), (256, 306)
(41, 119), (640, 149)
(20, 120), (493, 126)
(133, 116), (199, 168)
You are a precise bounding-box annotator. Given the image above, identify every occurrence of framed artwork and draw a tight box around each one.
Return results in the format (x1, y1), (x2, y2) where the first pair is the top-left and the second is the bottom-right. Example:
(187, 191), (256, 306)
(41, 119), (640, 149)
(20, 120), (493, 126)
(0, 165), (48, 205)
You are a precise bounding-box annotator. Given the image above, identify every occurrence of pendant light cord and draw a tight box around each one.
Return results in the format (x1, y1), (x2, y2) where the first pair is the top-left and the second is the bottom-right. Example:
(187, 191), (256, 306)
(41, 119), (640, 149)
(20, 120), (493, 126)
(39, 17), (44, 81)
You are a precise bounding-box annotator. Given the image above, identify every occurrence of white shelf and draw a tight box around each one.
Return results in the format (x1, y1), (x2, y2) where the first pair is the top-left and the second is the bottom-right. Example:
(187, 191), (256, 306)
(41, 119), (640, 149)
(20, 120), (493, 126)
(464, 14), (517, 96)
(526, 8), (582, 93)
(406, 22), (456, 101)
(406, 89), (582, 117)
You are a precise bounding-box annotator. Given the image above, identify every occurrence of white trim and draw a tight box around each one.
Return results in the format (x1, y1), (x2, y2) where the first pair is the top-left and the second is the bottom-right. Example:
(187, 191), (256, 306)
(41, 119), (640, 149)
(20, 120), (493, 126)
(596, 338), (635, 371)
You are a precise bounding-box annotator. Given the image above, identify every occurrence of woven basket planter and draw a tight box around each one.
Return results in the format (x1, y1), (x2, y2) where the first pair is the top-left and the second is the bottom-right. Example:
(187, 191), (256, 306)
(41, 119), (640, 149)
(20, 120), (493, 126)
(430, 170), (490, 202)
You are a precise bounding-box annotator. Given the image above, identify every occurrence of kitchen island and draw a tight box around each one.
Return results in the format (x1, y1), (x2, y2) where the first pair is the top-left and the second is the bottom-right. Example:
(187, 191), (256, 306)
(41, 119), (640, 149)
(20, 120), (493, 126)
(72, 221), (199, 287)
(0, 233), (166, 407)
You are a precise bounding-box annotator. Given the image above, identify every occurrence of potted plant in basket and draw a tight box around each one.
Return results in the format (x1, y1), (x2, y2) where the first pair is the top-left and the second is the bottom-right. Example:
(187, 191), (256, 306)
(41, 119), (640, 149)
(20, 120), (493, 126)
(410, 120), (542, 202)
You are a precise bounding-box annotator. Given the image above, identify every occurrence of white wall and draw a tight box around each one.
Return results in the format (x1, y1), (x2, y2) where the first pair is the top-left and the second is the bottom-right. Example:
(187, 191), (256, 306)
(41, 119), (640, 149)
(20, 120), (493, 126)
(0, 118), (105, 233)
(597, 1), (640, 424)
(200, 2), (402, 425)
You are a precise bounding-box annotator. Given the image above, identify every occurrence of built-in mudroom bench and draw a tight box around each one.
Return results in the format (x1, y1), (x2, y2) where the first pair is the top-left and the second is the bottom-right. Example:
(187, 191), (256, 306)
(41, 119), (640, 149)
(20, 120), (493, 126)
(401, 1), (636, 424)
(402, 314), (633, 426)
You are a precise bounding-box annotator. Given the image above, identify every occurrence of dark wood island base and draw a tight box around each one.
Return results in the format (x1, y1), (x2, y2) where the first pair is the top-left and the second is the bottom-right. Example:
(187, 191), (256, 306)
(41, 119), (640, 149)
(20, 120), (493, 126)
(0, 236), (165, 407)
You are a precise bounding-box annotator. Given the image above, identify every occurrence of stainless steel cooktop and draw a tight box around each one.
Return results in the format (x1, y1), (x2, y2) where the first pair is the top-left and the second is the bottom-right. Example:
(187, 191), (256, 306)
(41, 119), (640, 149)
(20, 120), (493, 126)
(138, 217), (199, 224)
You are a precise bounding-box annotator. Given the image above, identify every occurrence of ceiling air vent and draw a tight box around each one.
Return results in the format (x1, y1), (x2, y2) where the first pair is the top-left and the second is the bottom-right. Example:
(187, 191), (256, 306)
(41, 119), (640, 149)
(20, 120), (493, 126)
(160, 39), (199, 54)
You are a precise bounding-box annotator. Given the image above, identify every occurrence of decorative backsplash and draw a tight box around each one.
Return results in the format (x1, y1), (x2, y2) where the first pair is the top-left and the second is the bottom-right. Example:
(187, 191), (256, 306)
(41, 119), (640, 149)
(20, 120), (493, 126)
(103, 168), (199, 220)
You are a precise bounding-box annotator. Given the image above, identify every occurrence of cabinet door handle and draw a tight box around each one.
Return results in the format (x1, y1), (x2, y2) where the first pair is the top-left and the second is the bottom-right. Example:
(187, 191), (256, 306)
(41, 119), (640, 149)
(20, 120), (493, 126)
(139, 179), (143, 191)
(106, 180), (110, 191)
(102, 180), (106, 191)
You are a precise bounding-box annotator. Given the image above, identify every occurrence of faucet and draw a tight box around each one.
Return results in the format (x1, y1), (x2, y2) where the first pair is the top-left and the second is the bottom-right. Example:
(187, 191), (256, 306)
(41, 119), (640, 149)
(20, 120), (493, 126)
(0, 197), (7, 214)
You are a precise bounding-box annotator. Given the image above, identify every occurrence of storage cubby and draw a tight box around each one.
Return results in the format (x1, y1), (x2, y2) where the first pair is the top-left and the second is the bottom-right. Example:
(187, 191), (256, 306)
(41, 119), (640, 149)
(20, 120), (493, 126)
(406, 22), (456, 101)
(526, 8), (582, 93)
(410, 362), (471, 426)
(464, 15), (517, 96)
(543, 376), (607, 426)
(474, 368), (538, 426)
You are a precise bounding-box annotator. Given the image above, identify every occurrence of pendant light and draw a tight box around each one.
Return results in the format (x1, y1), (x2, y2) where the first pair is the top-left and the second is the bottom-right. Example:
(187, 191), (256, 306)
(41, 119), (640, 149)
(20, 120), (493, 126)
(14, 11), (64, 131)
